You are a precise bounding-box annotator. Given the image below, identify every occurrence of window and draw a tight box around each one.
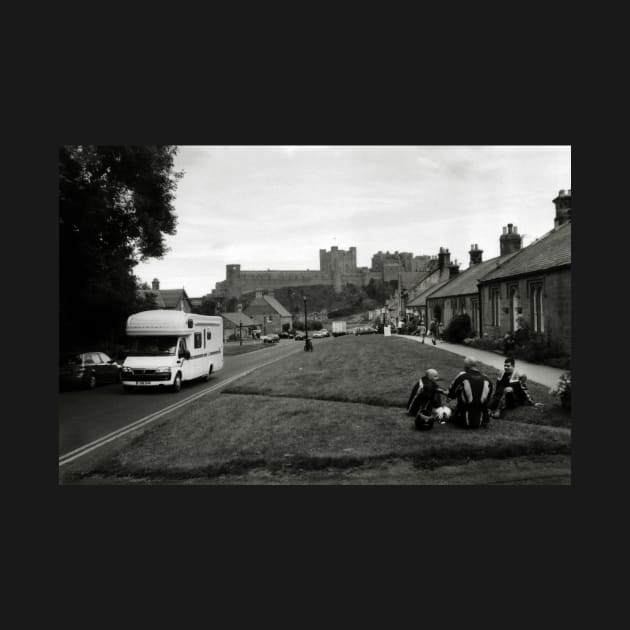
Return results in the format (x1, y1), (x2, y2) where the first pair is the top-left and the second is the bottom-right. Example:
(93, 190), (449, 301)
(194, 332), (202, 349)
(490, 287), (500, 326)
(530, 282), (544, 332)
(471, 298), (479, 333)
(207, 331), (211, 340)
(508, 284), (520, 332)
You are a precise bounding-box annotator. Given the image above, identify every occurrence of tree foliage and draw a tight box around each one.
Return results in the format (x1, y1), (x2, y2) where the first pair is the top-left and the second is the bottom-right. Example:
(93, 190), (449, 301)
(59, 145), (182, 350)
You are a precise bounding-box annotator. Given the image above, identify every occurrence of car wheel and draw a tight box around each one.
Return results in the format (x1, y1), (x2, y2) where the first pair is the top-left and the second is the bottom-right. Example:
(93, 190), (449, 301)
(204, 365), (213, 382)
(87, 374), (97, 389)
(172, 372), (182, 393)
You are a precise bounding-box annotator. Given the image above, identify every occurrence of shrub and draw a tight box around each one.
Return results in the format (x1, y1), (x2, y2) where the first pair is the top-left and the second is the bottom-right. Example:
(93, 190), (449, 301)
(549, 372), (571, 412)
(443, 314), (472, 343)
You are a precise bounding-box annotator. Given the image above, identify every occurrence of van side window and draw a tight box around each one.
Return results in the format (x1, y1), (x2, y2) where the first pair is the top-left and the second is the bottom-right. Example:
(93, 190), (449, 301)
(207, 331), (211, 340)
(178, 339), (188, 357)
(194, 332), (202, 349)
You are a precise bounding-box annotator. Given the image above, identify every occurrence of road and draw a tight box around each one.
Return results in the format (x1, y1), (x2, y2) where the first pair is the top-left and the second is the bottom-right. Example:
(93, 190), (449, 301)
(58, 340), (305, 459)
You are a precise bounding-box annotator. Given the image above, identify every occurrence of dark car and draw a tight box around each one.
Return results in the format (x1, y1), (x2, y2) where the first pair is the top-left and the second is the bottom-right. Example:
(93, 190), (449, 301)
(294, 331), (306, 340)
(59, 352), (121, 390)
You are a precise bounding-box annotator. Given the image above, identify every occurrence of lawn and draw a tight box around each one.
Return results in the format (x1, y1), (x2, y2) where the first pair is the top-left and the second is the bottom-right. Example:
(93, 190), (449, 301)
(224, 335), (570, 428)
(59, 336), (571, 485)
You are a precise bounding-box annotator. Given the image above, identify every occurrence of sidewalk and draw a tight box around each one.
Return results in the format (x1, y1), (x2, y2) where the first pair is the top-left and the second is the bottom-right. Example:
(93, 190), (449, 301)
(398, 335), (565, 389)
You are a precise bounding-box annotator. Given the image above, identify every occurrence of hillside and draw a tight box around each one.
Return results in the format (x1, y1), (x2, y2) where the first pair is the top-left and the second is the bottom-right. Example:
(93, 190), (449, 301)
(240, 279), (398, 319)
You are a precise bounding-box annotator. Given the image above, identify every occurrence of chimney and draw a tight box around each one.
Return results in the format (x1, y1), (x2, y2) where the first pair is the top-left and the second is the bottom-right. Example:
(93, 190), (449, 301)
(469, 244), (483, 265)
(449, 259), (460, 278)
(552, 188), (571, 227)
(237, 303), (242, 312)
(437, 247), (451, 270)
(255, 288), (263, 299)
(152, 278), (160, 291)
(500, 224), (522, 256)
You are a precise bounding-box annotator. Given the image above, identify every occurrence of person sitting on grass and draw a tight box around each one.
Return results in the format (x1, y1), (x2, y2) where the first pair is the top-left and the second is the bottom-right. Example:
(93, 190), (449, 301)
(446, 357), (493, 429)
(406, 368), (447, 430)
(488, 358), (543, 418)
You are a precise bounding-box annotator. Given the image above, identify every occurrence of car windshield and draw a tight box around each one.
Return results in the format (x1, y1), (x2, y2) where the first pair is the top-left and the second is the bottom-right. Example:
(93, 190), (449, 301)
(127, 336), (178, 356)
(60, 353), (83, 366)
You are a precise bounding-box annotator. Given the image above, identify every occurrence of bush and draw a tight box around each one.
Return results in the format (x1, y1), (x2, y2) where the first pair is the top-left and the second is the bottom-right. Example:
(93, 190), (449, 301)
(443, 314), (472, 343)
(550, 372), (571, 412)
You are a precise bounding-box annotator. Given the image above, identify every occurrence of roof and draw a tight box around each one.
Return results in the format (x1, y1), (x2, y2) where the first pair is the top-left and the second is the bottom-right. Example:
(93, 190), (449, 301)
(221, 312), (258, 327)
(159, 289), (191, 309)
(428, 251), (521, 299)
(407, 280), (450, 307)
(263, 295), (292, 317)
(479, 222), (571, 283)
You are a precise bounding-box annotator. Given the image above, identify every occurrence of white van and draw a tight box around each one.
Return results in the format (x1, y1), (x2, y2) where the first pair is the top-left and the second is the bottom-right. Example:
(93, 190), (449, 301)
(121, 310), (224, 392)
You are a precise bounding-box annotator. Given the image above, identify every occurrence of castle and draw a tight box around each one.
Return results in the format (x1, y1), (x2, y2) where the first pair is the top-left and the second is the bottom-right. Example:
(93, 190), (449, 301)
(211, 246), (440, 299)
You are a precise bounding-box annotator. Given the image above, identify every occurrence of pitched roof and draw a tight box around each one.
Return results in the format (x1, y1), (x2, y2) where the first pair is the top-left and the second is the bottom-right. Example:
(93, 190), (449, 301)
(137, 290), (166, 308)
(479, 222), (571, 283)
(407, 280), (450, 307)
(428, 251), (521, 299)
(221, 312), (258, 327)
(263, 295), (292, 317)
(159, 289), (191, 309)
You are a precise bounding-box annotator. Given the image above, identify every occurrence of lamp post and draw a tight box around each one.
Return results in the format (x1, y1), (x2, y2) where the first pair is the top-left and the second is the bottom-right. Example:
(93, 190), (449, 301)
(239, 321), (242, 346)
(303, 295), (309, 351)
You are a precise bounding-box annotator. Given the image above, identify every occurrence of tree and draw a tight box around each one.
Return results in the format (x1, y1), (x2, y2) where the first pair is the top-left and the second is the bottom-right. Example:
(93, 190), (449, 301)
(59, 145), (182, 349)
(193, 295), (219, 316)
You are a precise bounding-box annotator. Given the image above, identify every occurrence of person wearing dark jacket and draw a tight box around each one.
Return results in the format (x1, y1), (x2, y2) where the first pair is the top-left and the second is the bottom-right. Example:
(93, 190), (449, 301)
(446, 357), (493, 429)
(488, 358), (542, 418)
(407, 368), (446, 430)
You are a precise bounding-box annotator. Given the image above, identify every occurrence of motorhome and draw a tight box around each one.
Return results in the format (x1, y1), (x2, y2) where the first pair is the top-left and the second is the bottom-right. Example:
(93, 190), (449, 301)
(121, 310), (223, 392)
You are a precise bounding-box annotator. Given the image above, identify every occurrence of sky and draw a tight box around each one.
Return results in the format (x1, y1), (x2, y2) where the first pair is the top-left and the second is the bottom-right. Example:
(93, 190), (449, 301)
(134, 146), (571, 298)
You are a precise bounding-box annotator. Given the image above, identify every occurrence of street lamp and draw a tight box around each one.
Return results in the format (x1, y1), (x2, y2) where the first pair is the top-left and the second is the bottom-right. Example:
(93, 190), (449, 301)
(303, 295), (309, 351)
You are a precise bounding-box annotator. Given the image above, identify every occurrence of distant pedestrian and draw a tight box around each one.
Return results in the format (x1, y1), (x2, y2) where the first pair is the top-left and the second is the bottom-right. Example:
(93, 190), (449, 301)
(429, 320), (438, 345)
(437, 322), (445, 342)
(418, 322), (427, 343)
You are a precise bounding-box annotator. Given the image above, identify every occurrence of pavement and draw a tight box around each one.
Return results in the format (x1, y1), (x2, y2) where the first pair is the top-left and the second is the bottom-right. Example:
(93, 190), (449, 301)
(397, 334), (565, 389)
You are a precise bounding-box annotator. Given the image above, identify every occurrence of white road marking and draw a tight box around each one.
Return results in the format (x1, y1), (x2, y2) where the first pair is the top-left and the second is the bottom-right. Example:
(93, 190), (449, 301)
(59, 347), (302, 467)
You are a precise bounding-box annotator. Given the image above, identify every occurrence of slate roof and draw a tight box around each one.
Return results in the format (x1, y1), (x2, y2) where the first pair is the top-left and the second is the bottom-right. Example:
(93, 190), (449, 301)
(428, 251), (521, 299)
(159, 289), (192, 309)
(263, 295), (292, 317)
(479, 222), (571, 284)
(221, 312), (258, 327)
(407, 280), (450, 307)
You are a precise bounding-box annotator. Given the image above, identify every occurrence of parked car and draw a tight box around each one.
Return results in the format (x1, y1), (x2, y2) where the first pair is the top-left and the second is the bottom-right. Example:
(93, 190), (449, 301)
(353, 326), (378, 335)
(60, 351), (121, 390)
(261, 333), (280, 344)
(294, 331), (306, 340)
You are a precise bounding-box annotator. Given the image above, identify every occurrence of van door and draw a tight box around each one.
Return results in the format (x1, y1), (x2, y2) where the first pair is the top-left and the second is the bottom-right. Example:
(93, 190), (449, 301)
(178, 337), (194, 383)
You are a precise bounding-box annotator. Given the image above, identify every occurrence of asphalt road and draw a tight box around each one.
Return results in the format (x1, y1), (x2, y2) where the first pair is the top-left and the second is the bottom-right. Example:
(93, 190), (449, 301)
(58, 339), (306, 458)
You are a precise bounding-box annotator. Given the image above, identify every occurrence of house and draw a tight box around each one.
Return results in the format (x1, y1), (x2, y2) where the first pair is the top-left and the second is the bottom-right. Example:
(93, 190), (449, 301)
(425, 240), (521, 333)
(477, 191), (571, 354)
(221, 310), (258, 342)
(406, 247), (461, 323)
(243, 289), (293, 334)
(137, 279), (194, 312)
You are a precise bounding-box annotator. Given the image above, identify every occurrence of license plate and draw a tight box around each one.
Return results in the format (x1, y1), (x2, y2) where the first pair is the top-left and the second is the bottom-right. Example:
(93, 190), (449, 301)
(136, 381), (152, 385)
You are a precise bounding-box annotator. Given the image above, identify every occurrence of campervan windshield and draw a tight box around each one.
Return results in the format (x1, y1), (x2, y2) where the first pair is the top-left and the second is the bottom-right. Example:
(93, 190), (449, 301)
(127, 336), (179, 356)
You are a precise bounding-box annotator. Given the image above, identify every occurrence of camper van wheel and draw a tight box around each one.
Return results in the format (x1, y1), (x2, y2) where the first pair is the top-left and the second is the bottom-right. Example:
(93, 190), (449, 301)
(172, 372), (182, 393)
(204, 365), (213, 382)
